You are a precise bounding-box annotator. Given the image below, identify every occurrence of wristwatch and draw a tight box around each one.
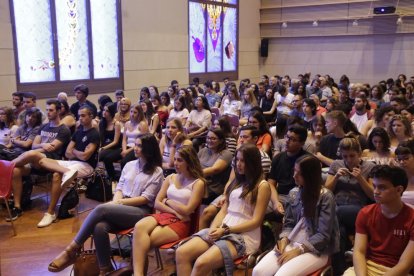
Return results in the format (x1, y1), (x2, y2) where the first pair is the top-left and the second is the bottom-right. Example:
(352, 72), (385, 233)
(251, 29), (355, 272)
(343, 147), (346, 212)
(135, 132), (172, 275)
(297, 243), (305, 254)
(222, 223), (231, 235)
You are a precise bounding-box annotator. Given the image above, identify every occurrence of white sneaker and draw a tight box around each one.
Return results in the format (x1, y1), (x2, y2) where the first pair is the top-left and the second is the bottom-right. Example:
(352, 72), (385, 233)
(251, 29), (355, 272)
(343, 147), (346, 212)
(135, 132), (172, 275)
(37, 213), (57, 228)
(61, 170), (78, 187)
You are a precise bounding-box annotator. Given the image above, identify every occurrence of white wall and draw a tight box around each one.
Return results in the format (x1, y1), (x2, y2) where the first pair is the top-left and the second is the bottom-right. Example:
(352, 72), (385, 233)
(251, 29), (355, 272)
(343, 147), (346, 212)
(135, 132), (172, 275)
(260, 34), (414, 85)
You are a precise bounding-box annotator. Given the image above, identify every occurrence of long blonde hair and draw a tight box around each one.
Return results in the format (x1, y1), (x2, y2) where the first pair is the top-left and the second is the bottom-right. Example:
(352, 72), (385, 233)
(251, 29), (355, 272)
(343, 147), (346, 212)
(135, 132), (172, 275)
(242, 88), (258, 106)
(115, 97), (131, 123)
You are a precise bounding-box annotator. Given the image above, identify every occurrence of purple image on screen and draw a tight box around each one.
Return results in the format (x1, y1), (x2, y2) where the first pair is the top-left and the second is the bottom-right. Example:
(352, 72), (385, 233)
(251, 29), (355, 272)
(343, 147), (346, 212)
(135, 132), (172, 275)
(192, 36), (205, 63)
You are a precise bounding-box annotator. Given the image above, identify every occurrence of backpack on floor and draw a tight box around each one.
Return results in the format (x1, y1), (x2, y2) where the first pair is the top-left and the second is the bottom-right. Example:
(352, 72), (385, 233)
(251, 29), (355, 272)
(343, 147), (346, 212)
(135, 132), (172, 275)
(58, 187), (79, 219)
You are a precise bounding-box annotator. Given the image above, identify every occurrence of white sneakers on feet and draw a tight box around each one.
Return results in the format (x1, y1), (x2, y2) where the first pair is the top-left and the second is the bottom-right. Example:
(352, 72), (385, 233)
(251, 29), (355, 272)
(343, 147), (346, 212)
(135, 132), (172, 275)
(61, 170), (78, 187)
(37, 213), (57, 228)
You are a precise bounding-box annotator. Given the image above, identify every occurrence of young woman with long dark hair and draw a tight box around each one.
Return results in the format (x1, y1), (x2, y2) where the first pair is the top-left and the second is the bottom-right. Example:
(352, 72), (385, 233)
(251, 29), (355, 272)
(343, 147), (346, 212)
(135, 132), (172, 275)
(0, 106), (18, 146)
(247, 111), (272, 155)
(176, 143), (270, 276)
(48, 134), (163, 275)
(141, 99), (162, 139)
(362, 127), (396, 165)
(98, 102), (122, 180)
(0, 108), (42, 160)
(169, 96), (190, 125)
(253, 155), (339, 275)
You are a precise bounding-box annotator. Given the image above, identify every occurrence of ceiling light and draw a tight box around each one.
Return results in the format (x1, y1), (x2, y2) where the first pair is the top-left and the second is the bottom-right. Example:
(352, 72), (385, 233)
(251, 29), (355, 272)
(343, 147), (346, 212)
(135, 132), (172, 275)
(352, 19), (358, 26)
(282, 22), (287, 28)
(312, 20), (318, 27)
(397, 17), (403, 25)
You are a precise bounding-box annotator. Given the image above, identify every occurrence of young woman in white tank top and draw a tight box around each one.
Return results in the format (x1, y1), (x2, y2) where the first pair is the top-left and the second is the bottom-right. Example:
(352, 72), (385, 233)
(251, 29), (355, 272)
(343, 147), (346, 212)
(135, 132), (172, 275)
(131, 146), (205, 275)
(175, 143), (270, 276)
(121, 104), (148, 166)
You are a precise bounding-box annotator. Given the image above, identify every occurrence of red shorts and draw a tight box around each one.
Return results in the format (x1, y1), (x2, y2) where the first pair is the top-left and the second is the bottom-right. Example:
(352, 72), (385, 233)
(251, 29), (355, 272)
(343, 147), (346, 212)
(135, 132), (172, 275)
(150, 213), (191, 239)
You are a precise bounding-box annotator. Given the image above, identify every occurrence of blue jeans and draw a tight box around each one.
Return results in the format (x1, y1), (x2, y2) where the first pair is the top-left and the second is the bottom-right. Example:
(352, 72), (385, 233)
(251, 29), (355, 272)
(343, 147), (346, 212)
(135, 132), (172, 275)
(74, 203), (151, 268)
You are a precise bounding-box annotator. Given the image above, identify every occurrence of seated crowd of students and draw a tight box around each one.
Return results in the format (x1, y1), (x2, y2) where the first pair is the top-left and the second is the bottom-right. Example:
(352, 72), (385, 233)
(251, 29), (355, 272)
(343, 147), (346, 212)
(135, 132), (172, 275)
(1, 73), (414, 275)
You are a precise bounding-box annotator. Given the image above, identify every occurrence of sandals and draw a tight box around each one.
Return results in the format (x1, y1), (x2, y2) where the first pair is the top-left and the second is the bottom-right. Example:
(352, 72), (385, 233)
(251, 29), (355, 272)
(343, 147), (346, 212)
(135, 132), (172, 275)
(48, 246), (80, 272)
(99, 265), (115, 276)
(106, 265), (133, 276)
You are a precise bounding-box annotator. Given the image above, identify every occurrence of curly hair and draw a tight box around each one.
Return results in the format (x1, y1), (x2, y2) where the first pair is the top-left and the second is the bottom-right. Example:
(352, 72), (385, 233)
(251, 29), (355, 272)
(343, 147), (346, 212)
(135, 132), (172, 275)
(367, 127), (391, 152)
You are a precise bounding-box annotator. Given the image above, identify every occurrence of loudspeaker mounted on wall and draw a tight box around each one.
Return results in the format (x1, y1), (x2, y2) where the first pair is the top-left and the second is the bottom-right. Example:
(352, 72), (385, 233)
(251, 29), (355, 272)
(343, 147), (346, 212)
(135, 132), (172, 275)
(260, 38), (269, 57)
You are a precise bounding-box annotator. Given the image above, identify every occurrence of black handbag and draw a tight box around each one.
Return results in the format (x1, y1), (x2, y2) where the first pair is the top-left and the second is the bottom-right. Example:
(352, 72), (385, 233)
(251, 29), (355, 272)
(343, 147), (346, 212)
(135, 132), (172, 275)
(58, 187), (79, 219)
(85, 169), (113, 202)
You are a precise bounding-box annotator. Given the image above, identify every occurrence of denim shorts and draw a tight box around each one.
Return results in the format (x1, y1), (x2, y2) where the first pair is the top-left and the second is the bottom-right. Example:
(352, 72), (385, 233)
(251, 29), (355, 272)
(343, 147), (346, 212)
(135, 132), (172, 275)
(194, 228), (246, 275)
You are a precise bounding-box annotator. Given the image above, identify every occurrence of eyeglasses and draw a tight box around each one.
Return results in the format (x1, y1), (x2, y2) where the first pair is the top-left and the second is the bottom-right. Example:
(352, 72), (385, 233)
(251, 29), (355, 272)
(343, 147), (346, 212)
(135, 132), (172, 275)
(285, 135), (300, 143)
(206, 136), (218, 141)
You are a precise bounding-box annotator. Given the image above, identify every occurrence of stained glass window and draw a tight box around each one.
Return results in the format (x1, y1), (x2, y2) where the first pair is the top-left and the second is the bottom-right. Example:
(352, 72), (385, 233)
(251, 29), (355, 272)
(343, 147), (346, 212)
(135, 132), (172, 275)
(13, 0), (55, 83)
(90, 0), (120, 79)
(56, 0), (90, 80)
(10, 0), (123, 98)
(189, 0), (238, 81)
(223, 7), (237, 71)
(189, 2), (206, 73)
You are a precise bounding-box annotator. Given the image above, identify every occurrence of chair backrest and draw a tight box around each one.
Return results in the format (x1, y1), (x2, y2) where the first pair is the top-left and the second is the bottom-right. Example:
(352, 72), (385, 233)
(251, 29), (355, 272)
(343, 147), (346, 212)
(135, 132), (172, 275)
(189, 206), (201, 234)
(211, 112), (217, 124)
(211, 107), (220, 118)
(227, 114), (240, 128)
(226, 114), (240, 135)
(0, 160), (15, 198)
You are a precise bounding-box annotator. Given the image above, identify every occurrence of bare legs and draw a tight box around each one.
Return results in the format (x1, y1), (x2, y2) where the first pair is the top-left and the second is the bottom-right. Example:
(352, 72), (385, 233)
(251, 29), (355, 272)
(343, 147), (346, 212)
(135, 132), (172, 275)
(47, 172), (63, 215)
(176, 237), (238, 276)
(176, 237), (210, 276)
(12, 150), (45, 167)
(199, 205), (219, 229)
(38, 158), (70, 175)
(11, 151), (46, 209)
(132, 216), (180, 276)
(11, 166), (31, 209)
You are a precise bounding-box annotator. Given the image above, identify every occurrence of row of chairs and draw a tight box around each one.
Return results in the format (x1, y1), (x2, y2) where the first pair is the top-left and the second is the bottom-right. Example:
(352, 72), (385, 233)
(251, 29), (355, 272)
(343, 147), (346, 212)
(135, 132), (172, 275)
(109, 210), (332, 275)
(0, 159), (332, 275)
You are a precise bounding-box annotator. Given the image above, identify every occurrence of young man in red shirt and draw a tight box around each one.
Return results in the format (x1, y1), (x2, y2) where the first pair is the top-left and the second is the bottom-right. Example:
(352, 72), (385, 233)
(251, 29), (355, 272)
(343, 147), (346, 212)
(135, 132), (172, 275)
(344, 165), (414, 275)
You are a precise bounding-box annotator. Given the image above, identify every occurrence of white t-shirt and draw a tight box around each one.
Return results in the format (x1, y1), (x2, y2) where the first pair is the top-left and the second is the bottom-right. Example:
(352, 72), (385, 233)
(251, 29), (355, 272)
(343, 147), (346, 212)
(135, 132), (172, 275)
(187, 109), (212, 129)
(169, 108), (189, 120)
(350, 112), (369, 133)
(221, 99), (241, 116)
(275, 93), (294, 115)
